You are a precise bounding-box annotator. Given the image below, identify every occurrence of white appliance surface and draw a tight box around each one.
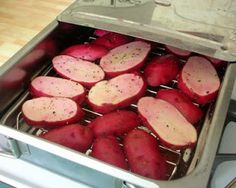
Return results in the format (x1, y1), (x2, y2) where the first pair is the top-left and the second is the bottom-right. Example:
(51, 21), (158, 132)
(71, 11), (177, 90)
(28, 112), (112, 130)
(0, 156), (91, 188)
(218, 122), (236, 154)
(210, 161), (236, 188)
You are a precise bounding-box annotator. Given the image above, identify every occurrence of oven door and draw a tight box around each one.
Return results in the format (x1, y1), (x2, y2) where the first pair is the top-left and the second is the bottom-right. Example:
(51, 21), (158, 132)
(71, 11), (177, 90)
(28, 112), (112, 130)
(0, 152), (91, 188)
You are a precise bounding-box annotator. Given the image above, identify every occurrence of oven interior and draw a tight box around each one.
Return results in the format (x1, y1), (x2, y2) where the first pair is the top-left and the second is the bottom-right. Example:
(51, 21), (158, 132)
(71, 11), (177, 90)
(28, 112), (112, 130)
(0, 20), (229, 186)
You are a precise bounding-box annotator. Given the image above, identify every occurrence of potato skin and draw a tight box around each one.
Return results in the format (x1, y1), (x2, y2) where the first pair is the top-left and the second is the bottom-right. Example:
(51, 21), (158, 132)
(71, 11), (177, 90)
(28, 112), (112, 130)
(91, 136), (128, 170)
(124, 129), (167, 180)
(61, 44), (108, 61)
(144, 55), (180, 87)
(100, 41), (151, 78)
(138, 97), (197, 150)
(87, 73), (147, 114)
(89, 110), (139, 137)
(178, 56), (220, 104)
(29, 76), (86, 104)
(156, 89), (203, 124)
(92, 32), (132, 50)
(22, 97), (84, 128)
(52, 55), (105, 88)
(94, 29), (111, 37)
(165, 45), (191, 58)
(40, 124), (93, 153)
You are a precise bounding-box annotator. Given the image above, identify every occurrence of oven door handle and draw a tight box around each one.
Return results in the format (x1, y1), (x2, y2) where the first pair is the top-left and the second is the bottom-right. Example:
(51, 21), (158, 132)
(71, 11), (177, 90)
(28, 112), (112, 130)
(226, 177), (236, 188)
(0, 135), (21, 158)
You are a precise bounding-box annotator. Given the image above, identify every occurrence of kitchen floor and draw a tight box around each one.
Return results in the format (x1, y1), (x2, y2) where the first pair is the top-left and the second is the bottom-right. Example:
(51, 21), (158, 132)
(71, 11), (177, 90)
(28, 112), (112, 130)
(0, 0), (72, 66)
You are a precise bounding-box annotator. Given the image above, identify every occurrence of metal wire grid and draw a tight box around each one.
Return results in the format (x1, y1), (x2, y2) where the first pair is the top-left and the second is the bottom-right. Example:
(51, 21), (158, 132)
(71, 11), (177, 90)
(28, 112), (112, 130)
(3, 35), (205, 180)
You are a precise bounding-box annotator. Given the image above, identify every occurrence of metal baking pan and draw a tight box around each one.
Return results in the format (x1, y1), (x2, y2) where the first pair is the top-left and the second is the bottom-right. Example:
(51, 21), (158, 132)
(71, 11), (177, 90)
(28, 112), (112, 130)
(0, 1), (236, 187)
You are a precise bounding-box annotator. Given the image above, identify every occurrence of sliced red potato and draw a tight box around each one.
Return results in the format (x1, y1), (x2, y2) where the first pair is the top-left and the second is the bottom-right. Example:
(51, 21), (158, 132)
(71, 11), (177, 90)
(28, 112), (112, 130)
(124, 129), (167, 180)
(62, 44), (108, 61)
(92, 32), (132, 50)
(52, 55), (105, 88)
(88, 73), (146, 113)
(91, 136), (128, 170)
(1, 68), (27, 89)
(30, 76), (86, 104)
(144, 55), (180, 87)
(156, 89), (203, 124)
(22, 97), (84, 128)
(58, 23), (78, 34)
(94, 29), (111, 37)
(100, 41), (151, 77)
(18, 49), (46, 70)
(205, 56), (227, 68)
(178, 56), (220, 104)
(165, 45), (191, 58)
(138, 97), (197, 149)
(135, 37), (158, 49)
(40, 124), (93, 153)
(37, 37), (58, 58)
(89, 110), (139, 137)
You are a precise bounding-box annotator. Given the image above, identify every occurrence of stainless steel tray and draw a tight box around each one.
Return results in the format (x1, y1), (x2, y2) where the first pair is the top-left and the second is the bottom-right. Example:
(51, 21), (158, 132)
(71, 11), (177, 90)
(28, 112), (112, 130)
(0, 5), (236, 187)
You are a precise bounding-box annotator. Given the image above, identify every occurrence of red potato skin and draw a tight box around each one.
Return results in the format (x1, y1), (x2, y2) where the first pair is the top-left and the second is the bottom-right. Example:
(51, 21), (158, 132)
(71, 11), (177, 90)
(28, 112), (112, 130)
(89, 110), (139, 137)
(100, 41), (151, 78)
(165, 45), (191, 59)
(92, 32), (133, 49)
(37, 38), (58, 58)
(57, 76), (98, 89)
(87, 84), (146, 113)
(18, 49), (46, 71)
(1, 68), (27, 89)
(29, 80), (86, 105)
(87, 74), (147, 114)
(205, 56), (227, 68)
(104, 61), (146, 78)
(178, 74), (219, 105)
(134, 37), (158, 49)
(22, 99), (84, 128)
(61, 44), (108, 61)
(94, 29), (111, 37)
(144, 55), (180, 87)
(40, 124), (93, 153)
(156, 89), (203, 124)
(178, 56), (219, 104)
(52, 55), (105, 88)
(124, 129), (167, 180)
(23, 108), (84, 128)
(30, 86), (86, 104)
(91, 136), (128, 170)
(138, 113), (196, 150)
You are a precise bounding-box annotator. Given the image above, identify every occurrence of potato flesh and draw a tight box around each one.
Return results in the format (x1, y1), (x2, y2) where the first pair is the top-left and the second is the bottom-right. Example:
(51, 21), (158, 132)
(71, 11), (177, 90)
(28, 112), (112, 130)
(22, 97), (78, 122)
(31, 76), (84, 98)
(182, 56), (220, 96)
(138, 97), (197, 147)
(100, 41), (150, 72)
(89, 73), (144, 106)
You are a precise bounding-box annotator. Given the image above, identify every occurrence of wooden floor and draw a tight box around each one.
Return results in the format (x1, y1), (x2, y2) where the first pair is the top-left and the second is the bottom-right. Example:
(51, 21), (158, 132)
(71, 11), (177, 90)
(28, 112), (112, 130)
(0, 0), (73, 66)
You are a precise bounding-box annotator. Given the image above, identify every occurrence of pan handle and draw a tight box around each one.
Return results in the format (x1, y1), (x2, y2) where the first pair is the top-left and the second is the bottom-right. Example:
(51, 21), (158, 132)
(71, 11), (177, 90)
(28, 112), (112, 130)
(226, 177), (236, 188)
(0, 135), (20, 158)
(122, 181), (137, 188)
